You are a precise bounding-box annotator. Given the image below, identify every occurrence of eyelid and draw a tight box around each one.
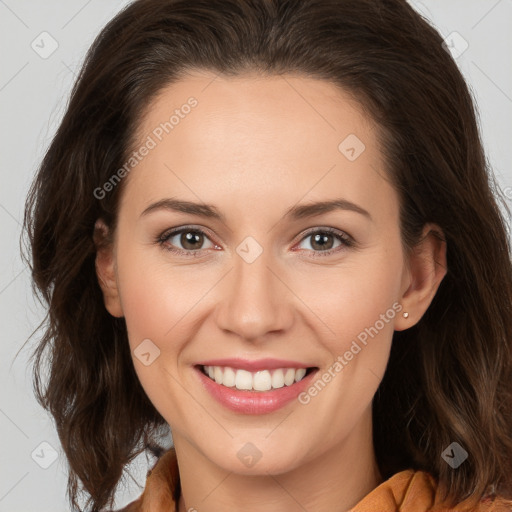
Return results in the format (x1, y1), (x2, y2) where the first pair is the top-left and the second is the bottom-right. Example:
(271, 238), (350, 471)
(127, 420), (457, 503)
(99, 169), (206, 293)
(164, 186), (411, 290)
(293, 226), (353, 245)
(291, 226), (355, 257)
(157, 224), (219, 252)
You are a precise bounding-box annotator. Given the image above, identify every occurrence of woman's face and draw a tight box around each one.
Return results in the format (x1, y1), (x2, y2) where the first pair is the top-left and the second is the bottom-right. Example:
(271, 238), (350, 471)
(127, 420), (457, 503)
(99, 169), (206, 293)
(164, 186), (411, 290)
(97, 70), (420, 475)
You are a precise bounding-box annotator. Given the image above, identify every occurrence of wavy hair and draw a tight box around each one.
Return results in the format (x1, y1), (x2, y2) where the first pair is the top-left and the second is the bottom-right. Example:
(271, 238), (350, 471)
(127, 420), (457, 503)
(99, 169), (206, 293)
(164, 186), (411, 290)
(22, 0), (512, 510)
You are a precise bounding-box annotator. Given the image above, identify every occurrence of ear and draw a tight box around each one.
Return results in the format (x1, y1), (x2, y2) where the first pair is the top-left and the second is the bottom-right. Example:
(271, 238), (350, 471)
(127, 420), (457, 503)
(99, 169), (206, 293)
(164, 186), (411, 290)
(93, 218), (124, 318)
(394, 223), (447, 331)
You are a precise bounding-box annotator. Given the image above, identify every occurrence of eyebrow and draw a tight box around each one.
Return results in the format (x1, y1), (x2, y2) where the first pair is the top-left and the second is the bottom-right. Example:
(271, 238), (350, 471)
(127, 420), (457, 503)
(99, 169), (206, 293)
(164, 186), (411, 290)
(140, 197), (372, 222)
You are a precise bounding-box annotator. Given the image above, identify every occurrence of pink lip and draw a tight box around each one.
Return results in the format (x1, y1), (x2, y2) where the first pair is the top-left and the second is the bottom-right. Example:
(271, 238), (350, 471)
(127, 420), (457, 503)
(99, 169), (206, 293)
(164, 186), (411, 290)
(194, 357), (314, 372)
(194, 365), (319, 415)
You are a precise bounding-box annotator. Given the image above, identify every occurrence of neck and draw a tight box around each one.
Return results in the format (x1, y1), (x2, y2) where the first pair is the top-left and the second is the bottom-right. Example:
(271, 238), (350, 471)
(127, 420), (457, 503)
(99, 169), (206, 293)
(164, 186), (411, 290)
(174, 408), (382, 512)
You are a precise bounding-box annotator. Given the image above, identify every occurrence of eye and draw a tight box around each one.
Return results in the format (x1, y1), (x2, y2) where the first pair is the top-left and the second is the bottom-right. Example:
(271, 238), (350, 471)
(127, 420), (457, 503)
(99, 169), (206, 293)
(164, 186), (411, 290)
(156, 225), (354, 258)
(295, 227), (354, 257)
(157, 226), (217, 256)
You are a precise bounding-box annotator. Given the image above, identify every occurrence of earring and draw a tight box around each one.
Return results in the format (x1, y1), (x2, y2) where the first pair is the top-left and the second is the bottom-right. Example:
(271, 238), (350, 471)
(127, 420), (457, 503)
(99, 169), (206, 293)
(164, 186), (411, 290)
(402, 312), (409, 318)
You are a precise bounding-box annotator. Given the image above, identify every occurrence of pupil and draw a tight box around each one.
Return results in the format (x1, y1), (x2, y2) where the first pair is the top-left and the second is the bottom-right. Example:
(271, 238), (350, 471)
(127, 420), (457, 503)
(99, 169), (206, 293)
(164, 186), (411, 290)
(312, 233), (333, 251)
(182, 231), (202, 250)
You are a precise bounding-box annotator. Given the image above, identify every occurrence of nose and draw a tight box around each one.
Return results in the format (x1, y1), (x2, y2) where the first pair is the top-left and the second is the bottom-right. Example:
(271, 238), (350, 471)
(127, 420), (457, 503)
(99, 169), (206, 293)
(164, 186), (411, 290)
(214, 246), (294, 342)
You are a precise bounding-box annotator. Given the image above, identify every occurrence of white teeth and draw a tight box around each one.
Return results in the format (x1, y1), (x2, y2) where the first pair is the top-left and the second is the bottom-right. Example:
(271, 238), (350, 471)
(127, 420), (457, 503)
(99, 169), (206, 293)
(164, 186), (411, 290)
(284, 368), (295, 386)
(202, 365), (311, 391)
(253, 370), (272, 391)
(214, 366), (223, 385)
(294, 368), (307, 382)
(222, 366), (236, 387)
(235, 369), (253, 390)
(271, 369), (285, 389)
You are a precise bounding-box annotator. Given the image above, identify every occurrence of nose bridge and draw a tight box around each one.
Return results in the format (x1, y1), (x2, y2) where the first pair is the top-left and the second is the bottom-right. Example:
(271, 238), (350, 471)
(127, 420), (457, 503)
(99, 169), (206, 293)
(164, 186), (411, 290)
(215, 238), (292, 340)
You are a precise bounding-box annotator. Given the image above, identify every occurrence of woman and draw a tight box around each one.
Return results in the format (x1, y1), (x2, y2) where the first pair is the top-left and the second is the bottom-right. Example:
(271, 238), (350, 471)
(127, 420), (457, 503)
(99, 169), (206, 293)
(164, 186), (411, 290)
(22, 0), (512, 511)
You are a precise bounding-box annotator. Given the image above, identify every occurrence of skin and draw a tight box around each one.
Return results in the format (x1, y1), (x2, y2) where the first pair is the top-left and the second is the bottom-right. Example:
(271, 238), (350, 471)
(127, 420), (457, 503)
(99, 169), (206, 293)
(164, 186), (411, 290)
(95, 70), (447, 512)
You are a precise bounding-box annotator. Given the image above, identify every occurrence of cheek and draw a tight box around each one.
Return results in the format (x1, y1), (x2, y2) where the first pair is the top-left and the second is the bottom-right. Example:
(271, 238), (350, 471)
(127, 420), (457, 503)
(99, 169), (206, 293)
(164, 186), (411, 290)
(299, 252), (402, 347)
(115, 244), (215, 365)
(118, 271), (166, 348)
(115, 247), (190, 418)
(297, 254), (402, 429)
(115, 243), (179, 350)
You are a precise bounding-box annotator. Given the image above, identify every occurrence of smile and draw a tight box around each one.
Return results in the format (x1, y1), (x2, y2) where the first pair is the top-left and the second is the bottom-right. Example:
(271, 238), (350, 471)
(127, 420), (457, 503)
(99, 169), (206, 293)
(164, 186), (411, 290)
(200, 365), (315, 392)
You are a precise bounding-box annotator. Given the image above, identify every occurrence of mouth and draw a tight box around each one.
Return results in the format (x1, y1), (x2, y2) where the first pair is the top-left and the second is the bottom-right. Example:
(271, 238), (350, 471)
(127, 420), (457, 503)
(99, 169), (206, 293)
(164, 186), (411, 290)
(195, 364), (319, 392)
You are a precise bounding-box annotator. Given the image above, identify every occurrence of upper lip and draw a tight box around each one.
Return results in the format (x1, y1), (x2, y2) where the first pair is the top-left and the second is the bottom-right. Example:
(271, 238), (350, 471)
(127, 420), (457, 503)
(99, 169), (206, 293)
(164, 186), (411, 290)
(195, 358), (317, 372)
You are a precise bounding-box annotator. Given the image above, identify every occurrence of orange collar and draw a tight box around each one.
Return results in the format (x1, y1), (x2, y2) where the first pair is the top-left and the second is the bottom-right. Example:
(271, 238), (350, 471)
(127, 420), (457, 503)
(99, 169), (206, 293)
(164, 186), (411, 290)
(120, 447), (512, 512)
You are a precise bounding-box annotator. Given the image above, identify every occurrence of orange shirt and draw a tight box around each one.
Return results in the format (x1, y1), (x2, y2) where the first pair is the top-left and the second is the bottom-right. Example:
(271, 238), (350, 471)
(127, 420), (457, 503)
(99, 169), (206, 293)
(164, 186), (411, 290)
(115, 447), (512, 512)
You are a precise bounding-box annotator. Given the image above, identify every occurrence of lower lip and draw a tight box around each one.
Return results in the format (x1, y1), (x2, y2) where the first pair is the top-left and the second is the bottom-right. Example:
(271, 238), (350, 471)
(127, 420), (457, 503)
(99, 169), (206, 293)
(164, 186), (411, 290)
(194, 366), (318, 414)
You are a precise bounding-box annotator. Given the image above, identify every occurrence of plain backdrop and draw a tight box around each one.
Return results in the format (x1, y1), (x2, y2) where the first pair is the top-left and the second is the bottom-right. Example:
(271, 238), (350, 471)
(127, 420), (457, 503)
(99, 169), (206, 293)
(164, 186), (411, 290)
(1, 1), (511, 511)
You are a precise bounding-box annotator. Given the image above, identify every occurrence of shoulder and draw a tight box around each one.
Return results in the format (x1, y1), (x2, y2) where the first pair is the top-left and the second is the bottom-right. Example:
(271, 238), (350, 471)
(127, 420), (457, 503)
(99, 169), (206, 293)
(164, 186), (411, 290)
(351, 469), (512, 512)
(431, 495), (512, 512)
(431, 494), (512, 512)
(419, 470), (512, 512)
(107, 447), (179, 512)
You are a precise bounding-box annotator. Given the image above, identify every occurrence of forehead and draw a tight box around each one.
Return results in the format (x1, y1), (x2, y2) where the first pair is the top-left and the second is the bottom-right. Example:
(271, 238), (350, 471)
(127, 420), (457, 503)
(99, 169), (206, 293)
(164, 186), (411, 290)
(121, 70), (395, 223)
(136, 69), (374, 153)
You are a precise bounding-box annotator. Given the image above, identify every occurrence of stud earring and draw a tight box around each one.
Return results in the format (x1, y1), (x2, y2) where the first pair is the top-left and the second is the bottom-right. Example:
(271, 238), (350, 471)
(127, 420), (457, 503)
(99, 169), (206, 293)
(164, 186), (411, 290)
(402, 312), (409, 318)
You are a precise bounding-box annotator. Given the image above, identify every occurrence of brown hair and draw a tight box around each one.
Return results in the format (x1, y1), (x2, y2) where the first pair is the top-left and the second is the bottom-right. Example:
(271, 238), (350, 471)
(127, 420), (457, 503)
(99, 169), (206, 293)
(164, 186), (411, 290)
(22, 0), (512, 510)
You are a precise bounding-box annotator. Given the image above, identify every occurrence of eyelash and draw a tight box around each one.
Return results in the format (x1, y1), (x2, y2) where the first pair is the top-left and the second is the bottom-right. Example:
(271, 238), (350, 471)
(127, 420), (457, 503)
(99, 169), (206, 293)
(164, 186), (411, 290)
(156, 225), (355, 258)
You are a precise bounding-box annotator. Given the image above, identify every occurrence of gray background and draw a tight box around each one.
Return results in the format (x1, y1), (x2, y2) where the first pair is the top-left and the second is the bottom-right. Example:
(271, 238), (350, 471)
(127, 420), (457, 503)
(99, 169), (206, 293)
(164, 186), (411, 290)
(1, 1), (511, 510)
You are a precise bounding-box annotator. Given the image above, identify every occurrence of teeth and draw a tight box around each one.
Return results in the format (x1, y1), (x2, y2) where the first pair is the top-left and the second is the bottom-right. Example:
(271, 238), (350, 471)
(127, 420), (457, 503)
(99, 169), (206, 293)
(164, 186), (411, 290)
(202, 365), (309, 391)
